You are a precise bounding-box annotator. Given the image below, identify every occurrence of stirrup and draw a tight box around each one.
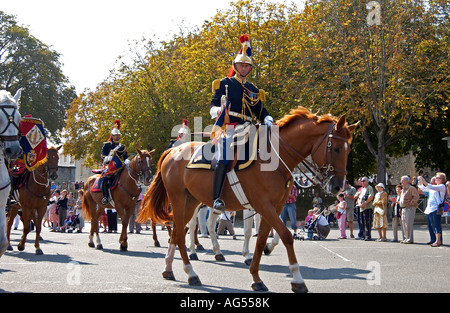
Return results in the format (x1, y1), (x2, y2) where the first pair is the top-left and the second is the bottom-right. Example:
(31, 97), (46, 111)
(212, 199), (225, 214)
(102, 197), (109, 205)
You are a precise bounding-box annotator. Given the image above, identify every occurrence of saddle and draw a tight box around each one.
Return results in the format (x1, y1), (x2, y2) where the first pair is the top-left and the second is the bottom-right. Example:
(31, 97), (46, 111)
(186, 126), (259, 172)
(90, 171), (121, 193)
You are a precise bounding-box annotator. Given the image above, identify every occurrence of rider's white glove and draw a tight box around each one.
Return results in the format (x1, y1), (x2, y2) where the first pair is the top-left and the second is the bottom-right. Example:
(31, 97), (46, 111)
(264, 115), (274, 128)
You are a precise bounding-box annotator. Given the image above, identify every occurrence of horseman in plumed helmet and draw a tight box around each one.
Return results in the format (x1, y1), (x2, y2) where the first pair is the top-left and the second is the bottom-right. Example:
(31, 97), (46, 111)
(166, 119), (189, 150)
(209, 34), (274, 214)
(101, 119), (129, 205)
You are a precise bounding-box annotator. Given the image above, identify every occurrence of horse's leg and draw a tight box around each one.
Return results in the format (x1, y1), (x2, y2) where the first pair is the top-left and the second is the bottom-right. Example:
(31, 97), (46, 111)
(119, 206), (132, 251)
(86, 198), (96, 248)
(206, 209), (224, 261)
(151, 221), (160, 247)
(242, 209), (254, 265)
(5, 206), (18, 251)
(264, 231), (280, 255)
(0, 207), (8, 257)
(34, 208), (45, 255)
(251, 208), (308, 293)
(187, 205), (200, 260)
(172, 196), (201, 286)
(194, 223), (204, 250)
(93, 208), (103, 250)
(18, 208), (31, 251)
(163, 241), (176, 280)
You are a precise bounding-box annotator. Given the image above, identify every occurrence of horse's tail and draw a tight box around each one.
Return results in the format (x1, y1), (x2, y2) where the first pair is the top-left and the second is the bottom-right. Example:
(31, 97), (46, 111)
(137, 149), (173, 224)
(81, 178), (94, 221)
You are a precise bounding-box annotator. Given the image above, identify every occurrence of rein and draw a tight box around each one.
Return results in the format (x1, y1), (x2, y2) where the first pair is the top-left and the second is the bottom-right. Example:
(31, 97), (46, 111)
(0, 104), (21, 142)
(121, 155), (152, 200)
(0, 181), (10, 192)
(27, 164), (51, 200)
(125, 156), (152, 185)
(268, 122), (347, 192)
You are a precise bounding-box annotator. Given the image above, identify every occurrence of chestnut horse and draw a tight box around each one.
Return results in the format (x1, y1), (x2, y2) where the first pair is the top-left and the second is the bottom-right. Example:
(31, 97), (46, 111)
(6, 146), (61, 255)
(82, 148), (154, 251)
(138, 106), (358, 293)
(0, 89), (22, 257)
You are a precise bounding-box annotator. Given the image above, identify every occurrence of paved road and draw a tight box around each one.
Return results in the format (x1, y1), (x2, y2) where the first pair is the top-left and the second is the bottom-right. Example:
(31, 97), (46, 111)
(1, 221), (449, 295)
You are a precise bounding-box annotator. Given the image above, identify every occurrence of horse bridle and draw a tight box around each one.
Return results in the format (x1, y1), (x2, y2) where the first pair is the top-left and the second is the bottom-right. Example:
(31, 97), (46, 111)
(270, 122), (349, 191)
(0, 104), (21, 142)
(127, 155), (152, 183)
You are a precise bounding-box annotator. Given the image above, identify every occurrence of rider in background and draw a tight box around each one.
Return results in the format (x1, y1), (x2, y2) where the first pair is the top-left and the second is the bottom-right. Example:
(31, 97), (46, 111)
(209, 34), (273, 214)
(166, 119), (189, 150)
(101, 120), (129, 205)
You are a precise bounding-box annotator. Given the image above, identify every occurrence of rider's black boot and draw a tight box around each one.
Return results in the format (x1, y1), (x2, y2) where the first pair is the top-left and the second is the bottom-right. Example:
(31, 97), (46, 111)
(101, 178), (110, 205)
(212, 162), (227, 214)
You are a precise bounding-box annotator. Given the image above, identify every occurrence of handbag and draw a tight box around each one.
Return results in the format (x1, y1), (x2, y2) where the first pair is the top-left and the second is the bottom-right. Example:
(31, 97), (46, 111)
(438, 189), (449, 215)
(336, 212), (341, 219)
(374, 207), (384, 215)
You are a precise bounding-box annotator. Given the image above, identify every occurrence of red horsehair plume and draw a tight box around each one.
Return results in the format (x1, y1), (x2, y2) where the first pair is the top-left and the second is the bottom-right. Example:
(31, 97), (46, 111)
(239, 34), (249, 43)
(113, 119), (121, 129)
(182, 119), (188, 126)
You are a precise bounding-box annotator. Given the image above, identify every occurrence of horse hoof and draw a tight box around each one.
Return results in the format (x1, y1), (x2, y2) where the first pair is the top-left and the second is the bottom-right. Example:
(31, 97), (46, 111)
(263, 244), (272, 255)
(88, 242), (95, 248)
(189, 253), (198, 261)
(196, 245), (205, 251)
(154, 241), (161, 247)
(96, 244), (103, 250)
(244, 258), (252, 266)
(291, 282), (308, 293)
(251, 281), (269, 292)
(188, 276), (202, 286)
(215, 254), (225, 261)
(7, 245), (13, 251)
(17, 245), (24, 251)
(35, 249), (44, 255)
(120, 244), (128, 251)
(162, 271), (175, 281)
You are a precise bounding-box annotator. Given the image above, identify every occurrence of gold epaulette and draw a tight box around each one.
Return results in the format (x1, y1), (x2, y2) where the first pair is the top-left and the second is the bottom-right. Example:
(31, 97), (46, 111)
(259, 89), (266, 102)
(212, 79), (221, 93)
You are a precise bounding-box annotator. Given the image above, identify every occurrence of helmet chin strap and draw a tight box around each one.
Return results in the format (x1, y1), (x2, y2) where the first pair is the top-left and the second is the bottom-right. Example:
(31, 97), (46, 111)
(233, 64), (252, 79)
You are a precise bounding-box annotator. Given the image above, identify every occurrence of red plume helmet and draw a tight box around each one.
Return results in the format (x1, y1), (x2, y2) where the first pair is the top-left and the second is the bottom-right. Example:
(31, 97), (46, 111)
(109, 119), (121, 140)
(229, 34), (252, 77)
(113, 119), (121, 130)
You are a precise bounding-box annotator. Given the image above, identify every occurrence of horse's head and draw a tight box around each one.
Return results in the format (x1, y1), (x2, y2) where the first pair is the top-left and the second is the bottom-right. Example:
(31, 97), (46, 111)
(311, 114), (359, 194)
(134, 148), (155, 186)
(0, 89), (22, 161)
(47, 145), (61, 181)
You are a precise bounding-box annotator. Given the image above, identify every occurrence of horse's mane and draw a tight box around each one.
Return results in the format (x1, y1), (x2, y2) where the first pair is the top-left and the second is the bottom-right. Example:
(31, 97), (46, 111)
(276, 106), (336, 128)
(0, 90), (17, 105)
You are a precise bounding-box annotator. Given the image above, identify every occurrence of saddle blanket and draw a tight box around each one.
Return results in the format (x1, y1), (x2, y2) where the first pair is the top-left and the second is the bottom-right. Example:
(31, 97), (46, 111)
(90, 174), (120, 193)
(186, 127), (259, 171)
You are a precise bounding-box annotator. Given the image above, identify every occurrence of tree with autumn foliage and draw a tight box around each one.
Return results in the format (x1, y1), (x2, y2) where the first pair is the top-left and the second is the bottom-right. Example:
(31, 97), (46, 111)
(63, 0), (304, 167)
(294, 0), (449, 183)
(63, 0), (449, 181)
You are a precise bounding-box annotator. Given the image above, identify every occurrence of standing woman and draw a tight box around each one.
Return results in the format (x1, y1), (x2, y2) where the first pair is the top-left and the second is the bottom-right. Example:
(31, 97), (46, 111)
(67, 192), (75, 211)
(389, 185), (403, 242)
(74, 190), (85, 233)
(336, 193), (347, 239)
(48, 190), (60, 232)
(418, 173), (446, 247)
(373, 183), (388, 242)
(57, 190), (68, 232)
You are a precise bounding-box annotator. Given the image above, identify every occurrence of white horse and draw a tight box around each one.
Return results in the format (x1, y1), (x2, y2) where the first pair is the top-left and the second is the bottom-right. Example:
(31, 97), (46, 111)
(0, 89), (22, 257)
(187, 206), (256, 265)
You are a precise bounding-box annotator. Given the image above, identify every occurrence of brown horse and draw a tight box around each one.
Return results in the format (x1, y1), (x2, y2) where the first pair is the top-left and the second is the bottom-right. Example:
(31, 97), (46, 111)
(6, 146), (61, 255)
(82, 148), (154, 251)
(138, 106), (358, 293)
